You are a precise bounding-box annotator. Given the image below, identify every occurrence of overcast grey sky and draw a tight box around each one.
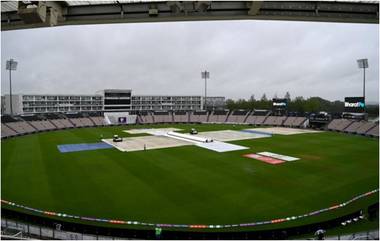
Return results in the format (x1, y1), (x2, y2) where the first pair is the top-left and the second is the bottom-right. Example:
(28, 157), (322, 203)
(1, 20), (379, 102)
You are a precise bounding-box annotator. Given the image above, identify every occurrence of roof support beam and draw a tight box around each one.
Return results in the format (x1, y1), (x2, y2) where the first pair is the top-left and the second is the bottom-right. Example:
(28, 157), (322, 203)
(1, 1), (378, 31)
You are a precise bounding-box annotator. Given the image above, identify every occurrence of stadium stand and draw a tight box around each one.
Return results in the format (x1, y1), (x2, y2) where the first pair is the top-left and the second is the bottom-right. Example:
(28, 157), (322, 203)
(327, 119), (354, 132)
(50, 118), (74, 129)
(263, 115), (287, 126)
(245, 115), (267, 125)
(69, 117), (94, 127)
(189, 111), (208, 123)
(283, 116), (297, 127)
(89, 116), (105, 126)
(274, 116), (287, 126)
(139, 112), (155, 124)
(263, 115), (276, 125)
(207, 110), (229, 123)
(245, 110), (270, 125)
(1, 111), (378, 140)
(226, 110), (249, 123)
(327, 119), (340, 130)
(5, 121), (36, 135)
(153, 111), (173, 123)
(1, 123), (18, 138)
(356, 121), (377, 135)
(29, 120), (57, 131)
(344, 121), (366, 134)
(365, 123), (379, 137)
(293, 117), (307, 127)
(173, 111), (189, 123)
(335, 119), (354, 132)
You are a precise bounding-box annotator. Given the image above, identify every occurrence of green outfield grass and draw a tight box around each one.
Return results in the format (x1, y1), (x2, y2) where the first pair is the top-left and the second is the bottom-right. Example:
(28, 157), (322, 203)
(1, 124), (378, 231)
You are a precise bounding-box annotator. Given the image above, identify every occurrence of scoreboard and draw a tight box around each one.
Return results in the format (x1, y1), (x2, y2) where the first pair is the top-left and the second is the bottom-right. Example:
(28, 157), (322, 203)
(344, 97), (365, 113)
(273, 98), (288, 110)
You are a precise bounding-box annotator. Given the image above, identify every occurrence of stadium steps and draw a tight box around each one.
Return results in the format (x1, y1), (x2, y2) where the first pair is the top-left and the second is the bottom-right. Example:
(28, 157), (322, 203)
(87, 117), (97, 126)
(356, 122), (376, 135)
(342, 121), (357, 132)
(242, 110), (252, 123)
(262, 111), (272, 124)
(47, 119), (60, 129)
(225, 110), (232, 123)
(4, 123), (19, 134)
(151, 114), (156, 124)
(136, 114), (143, 124)
(365, 123), (379, 137)
(205, 111), (210, 122)
(67, 118), (77, 127)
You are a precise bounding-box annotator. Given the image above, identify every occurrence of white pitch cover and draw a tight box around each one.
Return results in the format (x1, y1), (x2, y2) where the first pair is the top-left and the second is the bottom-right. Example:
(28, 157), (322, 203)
(258, 152), (299, 161)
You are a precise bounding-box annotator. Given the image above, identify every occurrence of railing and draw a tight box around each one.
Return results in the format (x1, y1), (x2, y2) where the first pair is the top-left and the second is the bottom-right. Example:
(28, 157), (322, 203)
(1, 218), (128, 240)
(326, 229), (379, 240)
(1, 189), (378, 230)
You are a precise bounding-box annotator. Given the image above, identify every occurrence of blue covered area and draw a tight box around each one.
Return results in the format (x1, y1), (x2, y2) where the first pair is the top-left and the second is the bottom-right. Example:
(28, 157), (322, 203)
(240, 129), (272, 136)
(57, 142), (113, 153)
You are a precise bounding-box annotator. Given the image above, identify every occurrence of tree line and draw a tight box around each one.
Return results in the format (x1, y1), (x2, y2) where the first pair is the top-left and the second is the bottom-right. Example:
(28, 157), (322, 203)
(225, 92), (378, 116)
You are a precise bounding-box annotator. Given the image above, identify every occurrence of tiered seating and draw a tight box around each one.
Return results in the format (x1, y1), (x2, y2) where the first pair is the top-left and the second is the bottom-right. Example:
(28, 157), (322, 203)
(90, 116), (105, 126)
(245, 114), (267, 125)
(263, 116), (276, 125)
(154, 112), (172, 123)
(226, 110), (249, 123)
(283, 117), (296, 127)
(5, 121), (36, 134)
(139, 112), (154, 124)
(245, 114), (257, 125)
(50, 119), (74, 129)
(255, 116), (267, 125)
(189, 111), (208, 123)
(273, 116), (287, 126)
(327, 119), (340, 130)
(344, 121), (365, 134)
(207, 110), (229, 123)
(366, 124), (379, 137)
(327, 119), (353, 132)
(1, 123), (18, 138)
(173, 111), (188, 123)
(335, 119), (354, 131)
(293, 117), (307, 127)
(356, 122), (377, 135)
(29, 120), (56, 131)
(70, 117), (94, 127)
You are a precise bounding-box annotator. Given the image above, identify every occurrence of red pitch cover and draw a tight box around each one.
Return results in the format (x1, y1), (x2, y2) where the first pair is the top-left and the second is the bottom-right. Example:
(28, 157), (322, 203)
(243, 153), (285, 165)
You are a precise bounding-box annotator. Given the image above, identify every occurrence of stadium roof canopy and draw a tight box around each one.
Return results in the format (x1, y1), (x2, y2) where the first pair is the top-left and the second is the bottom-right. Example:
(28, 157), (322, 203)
(1, 1), (378, 31)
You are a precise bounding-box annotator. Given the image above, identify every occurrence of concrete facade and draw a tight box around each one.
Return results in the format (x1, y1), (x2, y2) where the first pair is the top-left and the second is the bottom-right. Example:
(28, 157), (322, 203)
(2, 90), (226, 115)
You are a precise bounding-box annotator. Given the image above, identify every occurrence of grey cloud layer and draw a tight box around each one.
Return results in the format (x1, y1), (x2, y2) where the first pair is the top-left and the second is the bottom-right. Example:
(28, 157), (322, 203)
(1, 20), (378, 102)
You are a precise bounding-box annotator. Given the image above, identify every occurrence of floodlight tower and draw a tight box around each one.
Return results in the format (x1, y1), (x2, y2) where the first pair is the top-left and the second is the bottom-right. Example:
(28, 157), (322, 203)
(201, 70), (210, 110)
(357, 58), (368, 104)
(5, 58), (18, 116)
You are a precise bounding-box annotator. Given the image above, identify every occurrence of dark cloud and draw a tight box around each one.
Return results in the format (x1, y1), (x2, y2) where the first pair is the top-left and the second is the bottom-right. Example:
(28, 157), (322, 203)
(1, 20), (378, 103)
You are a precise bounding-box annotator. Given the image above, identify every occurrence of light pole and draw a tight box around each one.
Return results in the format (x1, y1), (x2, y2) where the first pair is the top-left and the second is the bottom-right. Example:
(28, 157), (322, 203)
(6, 58), (18, 116)
(201, 70), (210, 110)
(357, 58), (368, 104)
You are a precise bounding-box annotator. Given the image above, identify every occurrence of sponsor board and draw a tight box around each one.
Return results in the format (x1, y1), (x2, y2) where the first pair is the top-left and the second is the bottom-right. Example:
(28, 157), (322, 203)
(258, 152), (299, 161)
(243, 154), (285, 165)
(344, 97), (365, 113)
